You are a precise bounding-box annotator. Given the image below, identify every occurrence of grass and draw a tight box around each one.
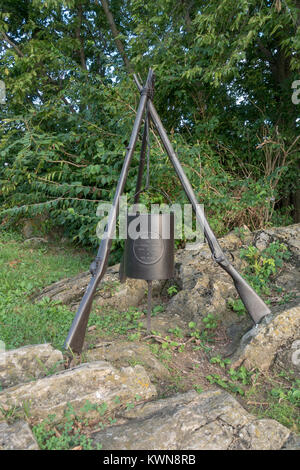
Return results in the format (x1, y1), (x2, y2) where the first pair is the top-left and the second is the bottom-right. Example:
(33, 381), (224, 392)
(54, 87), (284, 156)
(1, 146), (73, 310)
(204, 359), (300, 434)
(0, 229), (91, 350)
(0, 229), (160, 350)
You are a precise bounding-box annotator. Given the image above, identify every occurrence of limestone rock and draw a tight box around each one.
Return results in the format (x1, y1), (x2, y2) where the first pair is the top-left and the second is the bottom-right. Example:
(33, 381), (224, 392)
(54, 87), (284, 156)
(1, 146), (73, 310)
(32, 264), (159, 311)
(274, 339), (300, 378)
(0, 344), (64, 390)
(253, 231), (273, 251)
(0, 420), (39, 450)
(0, 361), (156, 422)
(281, 433), (300, 450)
(86, 341), (170, 383)
(91, 389), (291, 450)
(263, 224), (300, 261)
(166, 277), (236, 327)
(233, 306), (300, 371)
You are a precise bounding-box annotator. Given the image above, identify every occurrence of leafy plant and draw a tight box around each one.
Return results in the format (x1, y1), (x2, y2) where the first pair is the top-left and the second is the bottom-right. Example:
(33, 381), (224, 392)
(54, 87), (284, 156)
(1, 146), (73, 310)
(202, 314), (218, 330)
(228, 241), (291, 315)
(167, 285), (178, 297)
(32, 402), (104, 450)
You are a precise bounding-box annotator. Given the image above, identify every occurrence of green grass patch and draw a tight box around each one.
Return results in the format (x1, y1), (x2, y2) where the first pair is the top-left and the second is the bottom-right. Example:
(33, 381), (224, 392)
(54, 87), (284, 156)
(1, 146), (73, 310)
(0, 229), (91, 350)
(205, 357), (300, 434)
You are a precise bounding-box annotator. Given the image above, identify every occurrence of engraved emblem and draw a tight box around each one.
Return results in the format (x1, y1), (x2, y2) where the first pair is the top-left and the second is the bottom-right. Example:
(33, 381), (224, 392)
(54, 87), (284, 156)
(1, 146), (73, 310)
(133, 232), (164, 265)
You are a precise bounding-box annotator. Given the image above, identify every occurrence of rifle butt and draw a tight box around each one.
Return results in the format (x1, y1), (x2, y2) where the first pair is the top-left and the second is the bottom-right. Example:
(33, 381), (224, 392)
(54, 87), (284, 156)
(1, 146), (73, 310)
(63, 280), (96, 353)
(225, 264), (271, 323)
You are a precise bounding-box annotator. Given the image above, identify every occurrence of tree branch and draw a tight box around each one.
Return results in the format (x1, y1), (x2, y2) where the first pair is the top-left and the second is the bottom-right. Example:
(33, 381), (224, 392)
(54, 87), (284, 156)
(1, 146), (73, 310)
(98, 0), (134, 73)
(1, 32), (24, 57)
(76, 2), (87, 71)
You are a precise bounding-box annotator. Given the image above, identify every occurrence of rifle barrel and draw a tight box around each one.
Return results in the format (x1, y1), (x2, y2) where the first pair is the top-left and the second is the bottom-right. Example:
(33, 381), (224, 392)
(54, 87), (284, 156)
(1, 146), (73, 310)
(64, 69), (154, 353)
(133, 74), (270, 324)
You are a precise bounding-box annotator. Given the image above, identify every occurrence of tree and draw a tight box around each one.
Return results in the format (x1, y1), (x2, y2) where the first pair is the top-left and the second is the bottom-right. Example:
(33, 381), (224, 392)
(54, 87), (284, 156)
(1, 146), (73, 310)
(0, 0), (299, 257)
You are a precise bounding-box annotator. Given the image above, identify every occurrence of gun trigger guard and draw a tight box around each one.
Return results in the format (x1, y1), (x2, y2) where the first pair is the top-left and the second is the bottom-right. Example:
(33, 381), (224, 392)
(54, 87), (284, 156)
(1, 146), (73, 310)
(212, 253), (230, 267)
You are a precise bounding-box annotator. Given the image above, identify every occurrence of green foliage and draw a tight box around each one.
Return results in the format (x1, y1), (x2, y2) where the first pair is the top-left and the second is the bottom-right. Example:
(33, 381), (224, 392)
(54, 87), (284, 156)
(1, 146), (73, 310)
(270, 381), (300, 407)
(253, 374), (300, 432)
(227, 298), (247, 316)
(206, 354), (300, 433)
(210, 355), (231, 369)
(240, 241), (291, 295)
(188, 314), (218, 344)
(168, 326), (184, 339)
(0, 0), (298, 256)
(206, 373), (245, 396)
(202, 313), (218, 330)
(151, 304), (164, 316)
(167, 285), (178, 297)
(88, 306), (145, 340)
(32, 402), (104, 450)
(228, 241), (291, 315)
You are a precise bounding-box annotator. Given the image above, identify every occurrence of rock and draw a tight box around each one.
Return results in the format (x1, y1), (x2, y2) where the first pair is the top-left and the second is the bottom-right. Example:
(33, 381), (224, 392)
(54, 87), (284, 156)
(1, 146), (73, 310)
(281, 433), (300, 450)
(21, 215), (49, 239)
(233, 306), (300, 371)
(0, 361), (156, 422)
(91, 389), (292, 450)
(0, 344), (64, 390)
(23, 237), (48, 246)
(0, 420), (39, 450)
(166, 277), (236, 328)
(253, 231), (273, 251)
(274, 339), (300, 378)
(86, 341), (170, 383)
(263, 224), (300, 262)
(32, 264), (159, 311)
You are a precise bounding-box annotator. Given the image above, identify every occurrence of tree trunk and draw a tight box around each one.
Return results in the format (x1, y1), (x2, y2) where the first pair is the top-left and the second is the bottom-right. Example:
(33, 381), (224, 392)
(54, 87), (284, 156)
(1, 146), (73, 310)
(99, 0), (133, 74)
(76, 2), (87, 71)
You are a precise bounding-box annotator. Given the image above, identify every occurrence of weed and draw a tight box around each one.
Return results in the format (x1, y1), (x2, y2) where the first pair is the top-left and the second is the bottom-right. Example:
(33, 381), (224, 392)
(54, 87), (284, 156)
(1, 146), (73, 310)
(167, 285), (178, 297)
(210, 355), (231, 369)
(151, 305), (164, 316)
(31, 400), (109, 450)
(228, 241), (291, 315)
(168, 327), (184, 338)
(202, 313), (218, 330)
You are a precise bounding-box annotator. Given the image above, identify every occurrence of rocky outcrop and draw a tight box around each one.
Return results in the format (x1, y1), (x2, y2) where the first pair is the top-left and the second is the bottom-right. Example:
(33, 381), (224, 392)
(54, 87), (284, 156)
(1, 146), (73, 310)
(275, 340), (300, 378)
(32, 265), (157, 311)
(91, 389), (293, 450)
(0, 361), (156, 422)
(167, 224), (300, 327)
(0, 420), (39, 450)
(233, 306), (300, 372)
(86, 340), (170, 383)
(0, 344), (64, 390)
(32, 224), (300, 343)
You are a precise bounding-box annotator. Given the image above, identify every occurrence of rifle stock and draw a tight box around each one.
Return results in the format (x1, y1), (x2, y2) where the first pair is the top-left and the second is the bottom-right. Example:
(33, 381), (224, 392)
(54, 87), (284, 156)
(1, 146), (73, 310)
(220, 263), (270, 323)
(133, 74), (271, 325)
(64, 69), (154, 353)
